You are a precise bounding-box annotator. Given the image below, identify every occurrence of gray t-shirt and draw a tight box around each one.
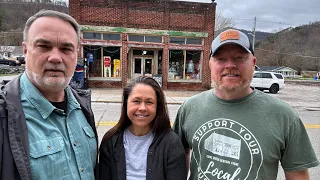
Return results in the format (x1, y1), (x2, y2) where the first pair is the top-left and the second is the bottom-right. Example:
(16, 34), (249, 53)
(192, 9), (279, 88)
(124, 128), (154, 180)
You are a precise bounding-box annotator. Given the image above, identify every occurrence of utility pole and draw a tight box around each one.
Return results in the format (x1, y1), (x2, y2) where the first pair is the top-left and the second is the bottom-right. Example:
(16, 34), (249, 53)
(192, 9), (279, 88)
(252, 17), (257, 52)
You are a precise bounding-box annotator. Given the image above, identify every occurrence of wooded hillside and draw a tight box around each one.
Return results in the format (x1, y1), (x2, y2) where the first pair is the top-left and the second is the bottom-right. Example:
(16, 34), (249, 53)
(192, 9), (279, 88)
(255, 22), (320, 72)
(0, 0), (68, 45)
(238, 29), (272, 43)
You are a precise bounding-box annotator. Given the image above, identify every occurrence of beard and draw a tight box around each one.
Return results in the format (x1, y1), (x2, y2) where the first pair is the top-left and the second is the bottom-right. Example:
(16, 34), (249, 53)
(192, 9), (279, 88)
(214, 79), (250, 92)
(26, 63), (72, 91)
(213, 69), (252, 92)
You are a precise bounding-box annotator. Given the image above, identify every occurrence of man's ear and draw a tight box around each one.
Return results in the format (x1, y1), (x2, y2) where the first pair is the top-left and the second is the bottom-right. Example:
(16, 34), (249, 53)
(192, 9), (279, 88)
(22, 42), (28, 57)
(253, 56), (257, 66)
(209, 56), (214, 70)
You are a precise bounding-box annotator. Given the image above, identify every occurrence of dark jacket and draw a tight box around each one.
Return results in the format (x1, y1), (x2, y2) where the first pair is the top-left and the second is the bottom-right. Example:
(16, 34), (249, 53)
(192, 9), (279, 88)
(99, 130), (187, 180)
(0, 76), (98, 180)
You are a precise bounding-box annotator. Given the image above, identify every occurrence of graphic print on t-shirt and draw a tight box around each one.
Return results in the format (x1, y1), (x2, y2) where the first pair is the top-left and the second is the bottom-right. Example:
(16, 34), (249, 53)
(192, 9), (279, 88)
(206, 132), (241, 160)
(192, 118), (263, 180)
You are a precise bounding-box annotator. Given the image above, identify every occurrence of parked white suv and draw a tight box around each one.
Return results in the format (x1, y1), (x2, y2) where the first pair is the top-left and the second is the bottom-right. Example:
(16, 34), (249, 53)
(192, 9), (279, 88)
(251, 71), (285, 94)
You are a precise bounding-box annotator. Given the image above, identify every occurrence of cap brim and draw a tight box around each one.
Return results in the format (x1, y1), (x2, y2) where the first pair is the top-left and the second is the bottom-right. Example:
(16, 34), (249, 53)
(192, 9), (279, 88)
(211, 42), (252, 56)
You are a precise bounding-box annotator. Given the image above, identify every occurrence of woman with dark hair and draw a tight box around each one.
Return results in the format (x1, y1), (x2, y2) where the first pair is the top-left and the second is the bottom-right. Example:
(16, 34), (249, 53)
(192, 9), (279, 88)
(99, 76), (187, 180)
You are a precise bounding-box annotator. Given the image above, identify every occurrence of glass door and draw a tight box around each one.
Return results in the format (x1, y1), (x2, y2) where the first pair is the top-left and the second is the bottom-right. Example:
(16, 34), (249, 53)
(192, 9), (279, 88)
(133, 57), (142, 77)
(144, 58), (153, 76)
(133, 57), (153, 77)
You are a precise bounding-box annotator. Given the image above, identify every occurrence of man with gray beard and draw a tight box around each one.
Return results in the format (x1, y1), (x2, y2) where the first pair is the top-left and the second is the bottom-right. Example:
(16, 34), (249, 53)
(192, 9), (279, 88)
(0, 10), (98, 180)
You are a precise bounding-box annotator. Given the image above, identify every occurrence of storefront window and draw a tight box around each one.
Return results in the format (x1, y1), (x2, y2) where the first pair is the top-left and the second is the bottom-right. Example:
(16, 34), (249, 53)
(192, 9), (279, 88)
(186, 38), (202, 45)
(158, 50), (163, 74)
(83, 46), (101, 77)
(103, 33), (121, 40)
(129, 35), (162, 43)
(170, 37), (203, 45)
(168, 50), (184, 79)
(103, 47), (121, 78)
(83, 32), (101, 40)
(84, 32), (120, 41)
(186, 50), (201, 80)
(145, 36), (162, 43)
(170, 37), (185, 44)
(129, 35), (144, 42)
(83, 46), (121, 78)
(168, 50), (201, 80)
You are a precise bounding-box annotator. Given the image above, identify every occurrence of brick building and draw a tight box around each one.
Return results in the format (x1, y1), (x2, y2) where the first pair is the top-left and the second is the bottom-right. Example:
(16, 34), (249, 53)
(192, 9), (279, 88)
(69, 0), (216, 90)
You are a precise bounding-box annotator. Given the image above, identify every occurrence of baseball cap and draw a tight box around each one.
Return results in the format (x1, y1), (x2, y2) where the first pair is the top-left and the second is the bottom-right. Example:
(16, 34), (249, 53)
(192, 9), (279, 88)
(210, 29), (254, 56)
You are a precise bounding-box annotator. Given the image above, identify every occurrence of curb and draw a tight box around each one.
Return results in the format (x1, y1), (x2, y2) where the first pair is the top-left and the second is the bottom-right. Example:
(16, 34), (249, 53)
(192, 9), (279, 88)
(306, 107), (320, 111)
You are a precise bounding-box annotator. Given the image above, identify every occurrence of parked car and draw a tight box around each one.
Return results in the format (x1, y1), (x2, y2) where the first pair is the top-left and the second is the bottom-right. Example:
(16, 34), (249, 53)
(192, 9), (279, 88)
(251, 71), (285, 94)
(16, 56), (25, 64)
(0, 58), (21, 66)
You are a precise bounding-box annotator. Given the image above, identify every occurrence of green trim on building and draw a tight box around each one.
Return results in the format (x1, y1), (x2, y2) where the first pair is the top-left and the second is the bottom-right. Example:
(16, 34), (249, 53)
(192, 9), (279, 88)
(80, 25), (208, 37)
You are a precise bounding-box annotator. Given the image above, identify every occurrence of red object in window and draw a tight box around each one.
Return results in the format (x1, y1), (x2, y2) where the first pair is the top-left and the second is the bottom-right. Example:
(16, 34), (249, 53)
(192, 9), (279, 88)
(75, 67), (84, 72)
(104, 56), (111, 67)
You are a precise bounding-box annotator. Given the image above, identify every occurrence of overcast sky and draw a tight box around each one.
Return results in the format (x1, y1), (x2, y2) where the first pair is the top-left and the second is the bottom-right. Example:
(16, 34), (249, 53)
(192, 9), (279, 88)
(175, 0), (320, 32)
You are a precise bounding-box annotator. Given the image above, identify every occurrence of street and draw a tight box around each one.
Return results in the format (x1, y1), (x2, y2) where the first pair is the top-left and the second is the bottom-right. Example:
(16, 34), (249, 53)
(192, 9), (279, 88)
(93, 84), (320, 180)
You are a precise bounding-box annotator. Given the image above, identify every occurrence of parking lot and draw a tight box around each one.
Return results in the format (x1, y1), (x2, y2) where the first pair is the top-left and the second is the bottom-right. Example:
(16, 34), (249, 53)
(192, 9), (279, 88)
(267, 83), (319, 124)
(263, 83), (320, 179)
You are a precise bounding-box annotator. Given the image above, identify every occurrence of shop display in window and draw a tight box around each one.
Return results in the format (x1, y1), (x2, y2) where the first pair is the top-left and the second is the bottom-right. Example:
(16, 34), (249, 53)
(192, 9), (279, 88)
(186, 60), (195, 79)
(113, 59), (121, 77)
(104, 56), (111, 77)
(168, 50), (202, 80)
(83, 46), (121, 78)
(168, 62), (178, 79)
(87, 52), (93, 73)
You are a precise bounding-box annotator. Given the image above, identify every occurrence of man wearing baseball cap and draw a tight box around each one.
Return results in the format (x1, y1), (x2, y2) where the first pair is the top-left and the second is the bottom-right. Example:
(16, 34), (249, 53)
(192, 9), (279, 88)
(173, 29), (319, 179)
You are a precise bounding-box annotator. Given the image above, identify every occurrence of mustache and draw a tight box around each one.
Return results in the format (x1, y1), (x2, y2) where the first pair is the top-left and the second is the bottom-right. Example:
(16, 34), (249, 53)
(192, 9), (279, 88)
(221, 70), (240, 76)
(43, 64), (66, 72)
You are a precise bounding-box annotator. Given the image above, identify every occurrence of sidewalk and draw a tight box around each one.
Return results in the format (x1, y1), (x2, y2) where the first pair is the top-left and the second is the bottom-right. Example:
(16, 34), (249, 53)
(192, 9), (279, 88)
(90, 88), (204, 104)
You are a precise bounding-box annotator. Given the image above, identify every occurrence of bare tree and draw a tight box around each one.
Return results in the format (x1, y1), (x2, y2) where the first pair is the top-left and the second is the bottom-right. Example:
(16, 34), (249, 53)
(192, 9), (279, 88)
(270, 28), (296, 66)
(215, 12), (235, 32)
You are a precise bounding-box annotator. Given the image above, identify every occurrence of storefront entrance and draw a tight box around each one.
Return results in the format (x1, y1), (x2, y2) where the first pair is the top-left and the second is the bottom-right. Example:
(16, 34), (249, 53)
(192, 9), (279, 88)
(133, 57), (153, 77)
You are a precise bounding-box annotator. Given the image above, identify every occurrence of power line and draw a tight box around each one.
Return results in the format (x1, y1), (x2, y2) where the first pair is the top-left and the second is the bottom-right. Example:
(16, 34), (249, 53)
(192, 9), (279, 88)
(255, 19), (292, 26)
(229, 17), (294, 26)
(255, 48), (320, 59)
(230, 18), (253, 21)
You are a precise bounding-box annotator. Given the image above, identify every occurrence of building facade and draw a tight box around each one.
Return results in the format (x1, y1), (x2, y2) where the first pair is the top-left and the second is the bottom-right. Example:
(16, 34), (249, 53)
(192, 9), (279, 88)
(69, 0), (216, 90)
